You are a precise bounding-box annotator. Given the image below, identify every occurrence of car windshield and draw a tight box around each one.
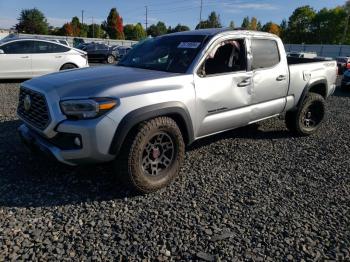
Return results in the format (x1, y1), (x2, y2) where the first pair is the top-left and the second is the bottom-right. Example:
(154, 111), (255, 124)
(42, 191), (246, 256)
(118, 34), (208, 73)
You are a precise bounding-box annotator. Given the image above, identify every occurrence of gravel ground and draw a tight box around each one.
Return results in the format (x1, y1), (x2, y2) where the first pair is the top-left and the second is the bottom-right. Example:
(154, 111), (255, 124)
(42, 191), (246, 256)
(0, 72), (349, 261)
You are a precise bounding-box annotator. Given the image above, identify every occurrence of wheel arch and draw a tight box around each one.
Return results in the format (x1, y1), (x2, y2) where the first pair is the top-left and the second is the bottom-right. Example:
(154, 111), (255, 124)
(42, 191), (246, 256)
(109, 102), (195, 156)
(294, 79), (328, 110)
(60, 62), (78, 70)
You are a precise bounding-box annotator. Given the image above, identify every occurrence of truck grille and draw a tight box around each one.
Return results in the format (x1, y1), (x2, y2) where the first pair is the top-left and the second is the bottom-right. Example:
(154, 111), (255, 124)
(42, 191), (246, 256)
(17, 87), (50, 130)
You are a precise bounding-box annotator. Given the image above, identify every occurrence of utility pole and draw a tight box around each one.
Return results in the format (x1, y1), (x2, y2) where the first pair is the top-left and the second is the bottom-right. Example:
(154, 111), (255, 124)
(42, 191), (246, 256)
(91, 16), (94, 38)
(145, 6), (148, 32)
(199, 0), (203, 29)
(81, 10), (84, 24)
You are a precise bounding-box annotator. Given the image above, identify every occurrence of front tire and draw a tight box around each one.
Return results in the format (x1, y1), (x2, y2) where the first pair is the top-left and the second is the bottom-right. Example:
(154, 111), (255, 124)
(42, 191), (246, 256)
(116, 117), (185, 193)
(285, 93), (326, 136)
(106, 55), (115, 64)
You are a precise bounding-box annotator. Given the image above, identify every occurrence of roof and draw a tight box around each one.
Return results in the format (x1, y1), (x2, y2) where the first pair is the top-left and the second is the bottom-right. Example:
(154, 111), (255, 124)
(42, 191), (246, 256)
(166, 27), (278, 39)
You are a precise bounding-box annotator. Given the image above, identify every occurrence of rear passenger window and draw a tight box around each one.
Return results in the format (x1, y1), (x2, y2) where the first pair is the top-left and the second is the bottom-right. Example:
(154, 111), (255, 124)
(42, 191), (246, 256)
(251, 39), (280, 70)
(35, 41), (70, 53)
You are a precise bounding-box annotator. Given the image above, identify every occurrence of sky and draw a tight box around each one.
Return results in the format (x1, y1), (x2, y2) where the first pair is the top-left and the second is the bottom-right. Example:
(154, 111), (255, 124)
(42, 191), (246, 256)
(0, 0), (346, 30)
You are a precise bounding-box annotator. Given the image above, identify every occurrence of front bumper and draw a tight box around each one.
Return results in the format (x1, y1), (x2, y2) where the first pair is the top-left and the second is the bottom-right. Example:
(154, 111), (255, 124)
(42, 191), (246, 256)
(18, 116), (117, 166)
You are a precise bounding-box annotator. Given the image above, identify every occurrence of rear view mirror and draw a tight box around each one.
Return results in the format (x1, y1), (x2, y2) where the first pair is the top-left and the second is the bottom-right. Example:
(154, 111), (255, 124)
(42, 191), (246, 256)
(0, 49), (4, 54)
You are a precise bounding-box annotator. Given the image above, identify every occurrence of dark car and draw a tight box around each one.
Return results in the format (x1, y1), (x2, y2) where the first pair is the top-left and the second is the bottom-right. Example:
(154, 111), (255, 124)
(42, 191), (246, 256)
(336, 57), (350, 75)
(85, 43), (117, 64)
(116, 46), (131, 60)
(341, 69), (350, 90)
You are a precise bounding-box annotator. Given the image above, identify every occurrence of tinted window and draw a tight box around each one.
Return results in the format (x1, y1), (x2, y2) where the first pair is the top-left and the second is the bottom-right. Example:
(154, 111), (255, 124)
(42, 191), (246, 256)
(251, 39), (280, 70)
(1, 41), (34, 54)
(35, 41), (70, 53)
(96, 44), (108, 50)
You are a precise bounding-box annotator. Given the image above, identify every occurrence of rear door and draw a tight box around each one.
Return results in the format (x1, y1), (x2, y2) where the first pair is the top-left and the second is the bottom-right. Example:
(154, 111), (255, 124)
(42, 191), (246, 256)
(32, 41), (70, 76)
(0, 40), (33, 78)
(250, 38), (289, 120)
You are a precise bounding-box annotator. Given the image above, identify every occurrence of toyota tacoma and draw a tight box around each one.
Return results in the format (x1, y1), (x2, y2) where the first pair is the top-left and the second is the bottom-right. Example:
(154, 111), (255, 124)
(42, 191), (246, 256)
(17, 29), (337, 193)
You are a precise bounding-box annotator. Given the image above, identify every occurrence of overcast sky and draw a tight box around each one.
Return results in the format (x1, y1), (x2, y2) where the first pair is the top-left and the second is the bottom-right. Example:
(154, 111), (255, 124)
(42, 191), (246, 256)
(0, 0), (346, 29)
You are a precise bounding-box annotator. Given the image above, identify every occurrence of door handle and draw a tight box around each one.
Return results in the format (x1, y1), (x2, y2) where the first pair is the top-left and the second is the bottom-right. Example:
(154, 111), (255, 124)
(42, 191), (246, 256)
(21, 56), (29, 59)
(55, 56), (62, 58)
(276, 75), (287, 81)
(237, 78), (251, 87)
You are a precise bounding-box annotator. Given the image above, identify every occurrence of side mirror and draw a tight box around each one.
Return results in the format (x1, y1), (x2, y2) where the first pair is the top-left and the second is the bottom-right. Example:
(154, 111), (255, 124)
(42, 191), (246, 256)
(0, 49), (4, 54)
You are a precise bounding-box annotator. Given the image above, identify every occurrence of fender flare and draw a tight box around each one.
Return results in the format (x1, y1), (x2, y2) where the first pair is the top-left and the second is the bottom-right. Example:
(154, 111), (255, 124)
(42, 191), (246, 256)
(293, 78), (328, 111)
(109, 102), (194, 155)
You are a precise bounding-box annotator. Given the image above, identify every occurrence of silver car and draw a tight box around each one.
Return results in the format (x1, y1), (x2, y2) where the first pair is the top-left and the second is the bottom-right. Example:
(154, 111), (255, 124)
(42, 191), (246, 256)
(0, 38), (88, 79)
(17, 29), (337, 193)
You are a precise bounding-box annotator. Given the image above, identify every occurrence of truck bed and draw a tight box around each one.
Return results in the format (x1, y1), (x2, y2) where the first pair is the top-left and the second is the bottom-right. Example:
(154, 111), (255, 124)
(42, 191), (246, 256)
(287, 57), (331, 65)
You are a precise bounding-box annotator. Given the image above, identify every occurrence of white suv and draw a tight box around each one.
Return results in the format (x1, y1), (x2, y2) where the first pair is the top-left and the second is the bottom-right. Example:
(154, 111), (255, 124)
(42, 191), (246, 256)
(0, 38), (88, 79)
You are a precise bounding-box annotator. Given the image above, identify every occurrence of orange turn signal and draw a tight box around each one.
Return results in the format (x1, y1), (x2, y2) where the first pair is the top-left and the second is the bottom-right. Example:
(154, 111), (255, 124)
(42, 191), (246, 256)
(99, 102), (117, 110)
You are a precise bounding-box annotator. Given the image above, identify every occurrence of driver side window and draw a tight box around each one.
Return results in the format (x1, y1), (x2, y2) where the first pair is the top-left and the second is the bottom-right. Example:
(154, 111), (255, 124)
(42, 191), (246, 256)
(200, 39), (246, 76)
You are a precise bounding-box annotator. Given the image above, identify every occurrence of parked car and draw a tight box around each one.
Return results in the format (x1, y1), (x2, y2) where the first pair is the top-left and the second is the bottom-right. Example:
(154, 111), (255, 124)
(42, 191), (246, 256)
(76, 42), (90, 51)
(336, 56), (350, 74)
(50, 39), (70, 46)
(85, 43), (117, 64)
(116, 46), (131, 60)
(341, 69), (350, 90)
(17, 29), (337, 193)
(73, 38), (85, 48)
(0, 37), (88, 79)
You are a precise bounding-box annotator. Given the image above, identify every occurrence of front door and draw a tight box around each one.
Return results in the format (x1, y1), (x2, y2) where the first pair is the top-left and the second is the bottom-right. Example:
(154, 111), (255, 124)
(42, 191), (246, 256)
(194, 38), (253, 138)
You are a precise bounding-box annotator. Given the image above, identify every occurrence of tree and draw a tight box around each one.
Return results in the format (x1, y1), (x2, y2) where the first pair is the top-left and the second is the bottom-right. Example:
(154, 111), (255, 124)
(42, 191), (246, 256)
(279, 19), (287, 40)
(285, 5), (316, 44)
(88, 24), (104, 38)
(250, 17), (258, 30)
(312, 7), (348, 44)
(195, 11), (222, 29)
(229, 21), (235, 29)
(71, 16), (81, 37)
(262, 22), (281, 36)
(147, 21), (167, 37)
(61, 23), (73, 36)
(102, 8), (125, 39)
(16, 8), (49, 34)
(241, 16), (250, 29)
(167, 24), (190, 33)
(124, 23), (147, 40)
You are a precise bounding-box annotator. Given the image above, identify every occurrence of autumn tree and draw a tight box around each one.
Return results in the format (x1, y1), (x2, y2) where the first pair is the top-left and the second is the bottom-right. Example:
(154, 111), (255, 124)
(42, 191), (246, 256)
(102, 8), (125, 39)
(262, 22), (281, 36)
(16, 8), (49, 34)
(61, 23), (73, 36)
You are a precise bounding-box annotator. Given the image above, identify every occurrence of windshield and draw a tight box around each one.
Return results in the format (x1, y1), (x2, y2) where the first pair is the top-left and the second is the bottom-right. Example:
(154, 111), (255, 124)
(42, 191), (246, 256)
(118, 34), (207, 73)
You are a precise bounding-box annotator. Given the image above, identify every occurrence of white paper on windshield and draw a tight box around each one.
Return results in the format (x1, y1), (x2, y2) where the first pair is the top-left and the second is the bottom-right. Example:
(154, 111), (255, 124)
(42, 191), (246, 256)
(178, 42), (201, 49)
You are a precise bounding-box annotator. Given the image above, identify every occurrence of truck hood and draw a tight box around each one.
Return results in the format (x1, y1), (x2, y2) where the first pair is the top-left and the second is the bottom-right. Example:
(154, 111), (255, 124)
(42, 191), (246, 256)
(23, 65), (189, 98)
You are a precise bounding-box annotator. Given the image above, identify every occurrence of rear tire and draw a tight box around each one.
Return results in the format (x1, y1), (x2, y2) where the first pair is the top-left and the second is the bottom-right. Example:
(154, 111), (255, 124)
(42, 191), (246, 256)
(285, 92), (326, 136)
(60, 63), (77, 70)
(115, 117), (185, 193)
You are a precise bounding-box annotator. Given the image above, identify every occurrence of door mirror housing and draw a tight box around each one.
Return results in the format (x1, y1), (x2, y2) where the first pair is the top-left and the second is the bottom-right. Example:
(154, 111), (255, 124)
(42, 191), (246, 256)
(0, 49), (4, 54)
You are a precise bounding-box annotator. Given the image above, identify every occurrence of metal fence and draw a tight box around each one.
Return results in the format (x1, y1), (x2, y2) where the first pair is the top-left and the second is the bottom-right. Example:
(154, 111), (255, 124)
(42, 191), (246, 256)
(284, 44), (350, 58)
(13, 33), (138, 47)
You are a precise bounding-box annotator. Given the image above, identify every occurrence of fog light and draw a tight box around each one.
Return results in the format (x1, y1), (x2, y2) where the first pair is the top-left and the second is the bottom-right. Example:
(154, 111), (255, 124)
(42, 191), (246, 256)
(74, 137), (81, 147)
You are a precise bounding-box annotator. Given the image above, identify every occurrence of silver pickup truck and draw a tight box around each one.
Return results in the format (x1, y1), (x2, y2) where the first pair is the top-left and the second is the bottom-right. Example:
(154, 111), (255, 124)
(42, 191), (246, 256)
(17, 29), (337, 193)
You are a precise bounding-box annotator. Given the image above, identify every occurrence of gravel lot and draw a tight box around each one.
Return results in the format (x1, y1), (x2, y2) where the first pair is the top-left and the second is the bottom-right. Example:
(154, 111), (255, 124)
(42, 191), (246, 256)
(0, 70), (349, 261)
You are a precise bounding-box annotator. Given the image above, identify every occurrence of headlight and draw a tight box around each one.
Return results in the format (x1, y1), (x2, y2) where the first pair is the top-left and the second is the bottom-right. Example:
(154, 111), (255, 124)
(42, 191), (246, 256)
(60, 98), (117, 119)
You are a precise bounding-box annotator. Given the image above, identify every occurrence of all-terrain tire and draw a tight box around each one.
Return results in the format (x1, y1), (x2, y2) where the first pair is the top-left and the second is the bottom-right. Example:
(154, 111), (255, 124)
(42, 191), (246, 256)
(285, 92), (326, 136)
(115, 117), (185, 193)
